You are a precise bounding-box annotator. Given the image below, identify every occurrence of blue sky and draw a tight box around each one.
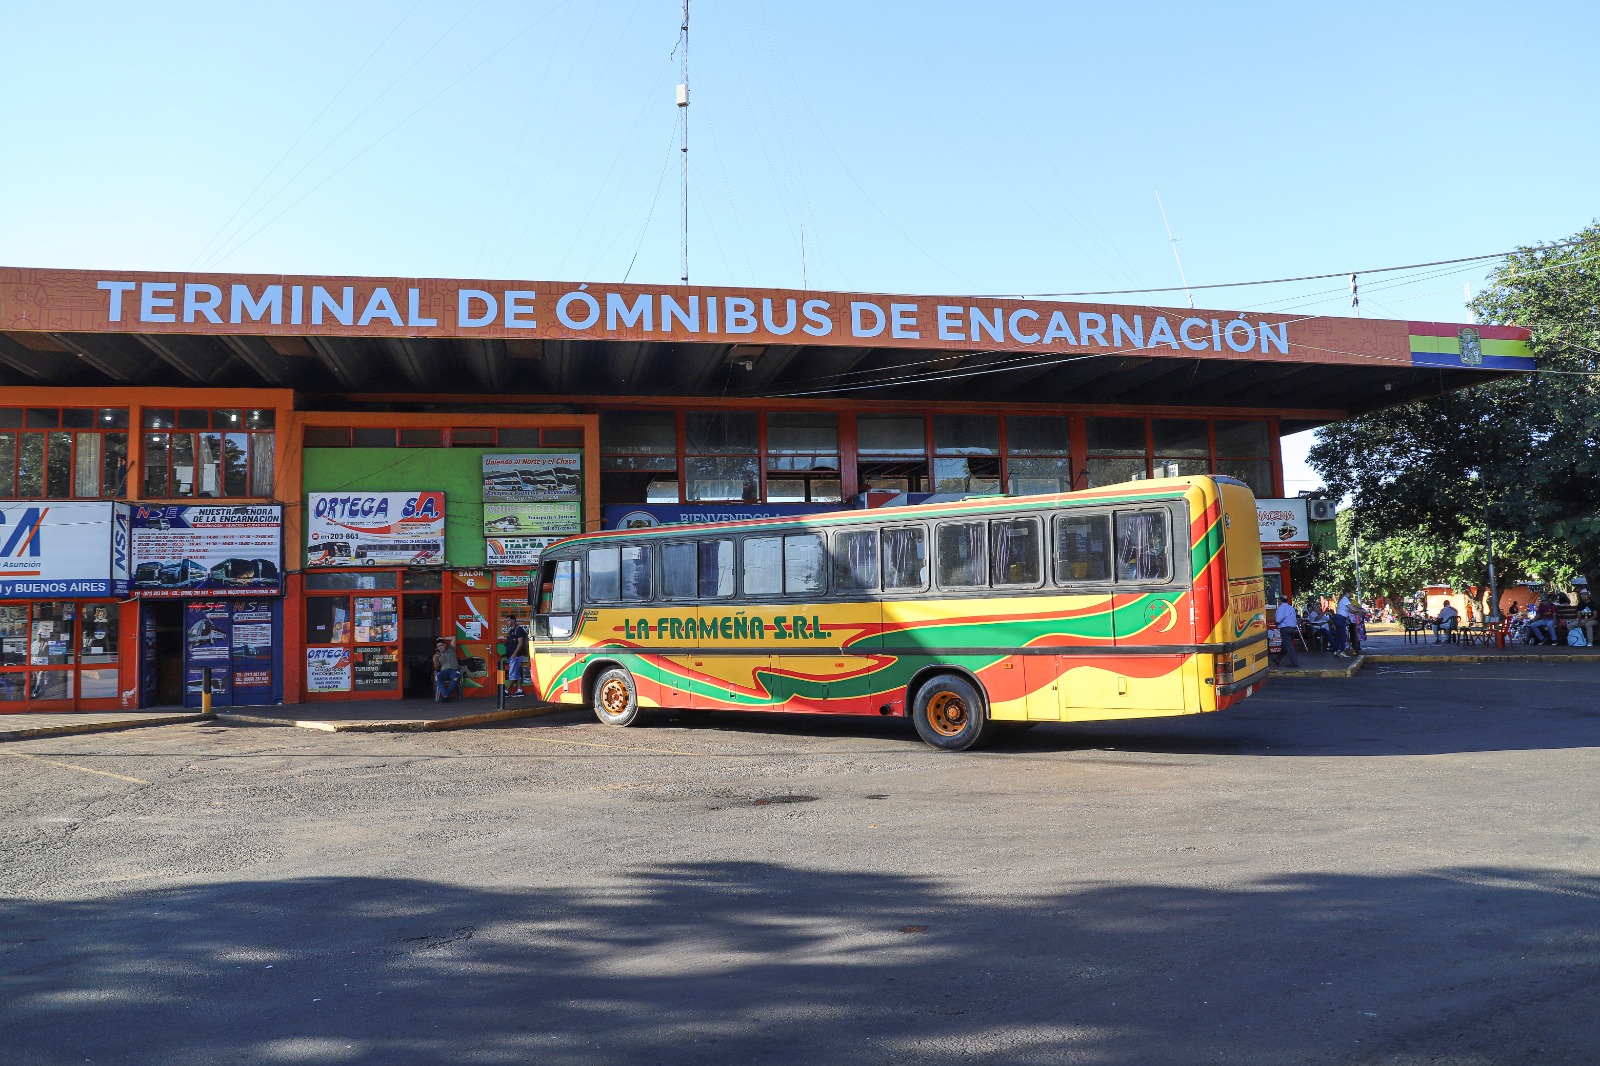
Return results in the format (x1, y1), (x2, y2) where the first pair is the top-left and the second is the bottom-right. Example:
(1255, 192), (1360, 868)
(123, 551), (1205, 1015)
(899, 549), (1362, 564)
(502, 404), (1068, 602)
(3, 1), (1596, 490)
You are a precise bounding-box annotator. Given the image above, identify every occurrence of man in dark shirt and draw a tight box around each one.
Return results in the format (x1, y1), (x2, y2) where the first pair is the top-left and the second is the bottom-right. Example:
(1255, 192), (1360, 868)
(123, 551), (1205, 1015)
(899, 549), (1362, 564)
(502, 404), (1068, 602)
(504, 616), (531, 697)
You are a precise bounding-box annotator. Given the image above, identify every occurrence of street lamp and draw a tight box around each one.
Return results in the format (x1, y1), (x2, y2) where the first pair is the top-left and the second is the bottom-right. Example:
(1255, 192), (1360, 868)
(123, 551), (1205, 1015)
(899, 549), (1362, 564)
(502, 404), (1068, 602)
(1474, 470), (1501, 623)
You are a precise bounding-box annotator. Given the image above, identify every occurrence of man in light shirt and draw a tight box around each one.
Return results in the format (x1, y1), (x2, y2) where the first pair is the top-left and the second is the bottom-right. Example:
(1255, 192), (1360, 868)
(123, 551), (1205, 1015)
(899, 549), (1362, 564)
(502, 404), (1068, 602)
(1331, 591), (1353, 658)
(1273, 597), (1301, 667)
(1433, 600), (1460, 643)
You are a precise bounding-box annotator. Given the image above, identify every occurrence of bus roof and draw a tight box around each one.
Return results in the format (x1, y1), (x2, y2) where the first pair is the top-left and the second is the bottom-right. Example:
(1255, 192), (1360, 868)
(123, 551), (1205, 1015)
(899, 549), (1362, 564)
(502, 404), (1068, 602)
(550, 476), (1239, 551)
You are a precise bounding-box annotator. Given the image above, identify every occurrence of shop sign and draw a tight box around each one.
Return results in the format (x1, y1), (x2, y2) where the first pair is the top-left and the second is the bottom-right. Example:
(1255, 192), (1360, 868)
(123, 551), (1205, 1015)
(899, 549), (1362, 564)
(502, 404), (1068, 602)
(231, 602), (276, 691)
(131, 504), (283, 597)
(1257, 498), (1311, 551)
(306, 647), (352, 693)
(486, 535), (562, 567)
(482, 453), (582, 502)
(307, 491), (445, 567)
(184, 602), (232, 702)
(494, 569), (534, 589)
(604, 503), (837, 529)
(483, 501), (581, 536)
(0, 501), (130, 598)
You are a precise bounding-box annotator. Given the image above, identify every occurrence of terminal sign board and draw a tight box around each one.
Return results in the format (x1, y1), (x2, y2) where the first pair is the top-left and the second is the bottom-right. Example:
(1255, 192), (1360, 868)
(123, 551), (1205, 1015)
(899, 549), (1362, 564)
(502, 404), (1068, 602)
(307, 492), (445, 567)
(1256, 498), (1311, 551)
(0, 502), (130, 598)
(131, 505), (284, 597)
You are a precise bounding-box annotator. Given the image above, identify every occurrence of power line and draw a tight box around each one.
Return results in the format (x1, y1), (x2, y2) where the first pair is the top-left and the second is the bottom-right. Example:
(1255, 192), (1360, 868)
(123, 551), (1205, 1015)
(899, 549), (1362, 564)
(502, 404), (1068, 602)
(986, 240), (1586, 300)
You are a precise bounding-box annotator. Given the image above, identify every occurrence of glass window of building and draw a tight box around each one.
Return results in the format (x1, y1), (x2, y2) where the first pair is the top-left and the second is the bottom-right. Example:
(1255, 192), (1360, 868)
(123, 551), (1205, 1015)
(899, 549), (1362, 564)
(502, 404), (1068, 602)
(1151, 418), (1210, 479)
(600, 410), (679, 504)
(1215, 420), (1273, 496)
(932, 414), (1000, 495)
(1004, 415), (1073, 495)
(1085, 416), (1148, 487)
(857, 414), (928, 495)
(685, 412), (758, 503)
(141, 408), (273, 499)
(0, 408), (129, 499)
(0, 600), (120, 703)
(765, 412), (841, 503)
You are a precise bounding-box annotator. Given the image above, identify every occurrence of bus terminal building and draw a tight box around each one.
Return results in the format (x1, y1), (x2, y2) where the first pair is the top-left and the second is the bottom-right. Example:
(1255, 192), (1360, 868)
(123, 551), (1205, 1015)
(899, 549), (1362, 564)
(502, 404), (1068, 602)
(0, 265), (1533, 710)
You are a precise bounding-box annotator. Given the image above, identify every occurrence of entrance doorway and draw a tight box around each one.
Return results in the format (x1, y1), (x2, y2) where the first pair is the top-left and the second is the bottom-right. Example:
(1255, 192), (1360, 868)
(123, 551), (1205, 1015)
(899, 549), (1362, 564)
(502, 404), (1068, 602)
(145, 601), (185, 706)
(402, 594), (442, 698)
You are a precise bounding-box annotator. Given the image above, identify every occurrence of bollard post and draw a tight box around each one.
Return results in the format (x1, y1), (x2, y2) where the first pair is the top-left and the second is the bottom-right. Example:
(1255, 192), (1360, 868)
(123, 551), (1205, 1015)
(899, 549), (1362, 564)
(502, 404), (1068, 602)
(497, 665), (506, 710)
(201, 667), (213, 715)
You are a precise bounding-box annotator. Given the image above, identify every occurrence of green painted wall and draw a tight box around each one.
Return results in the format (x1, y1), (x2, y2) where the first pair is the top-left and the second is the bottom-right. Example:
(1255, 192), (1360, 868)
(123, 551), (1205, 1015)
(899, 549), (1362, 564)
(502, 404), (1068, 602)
(303, 448), (574, 568)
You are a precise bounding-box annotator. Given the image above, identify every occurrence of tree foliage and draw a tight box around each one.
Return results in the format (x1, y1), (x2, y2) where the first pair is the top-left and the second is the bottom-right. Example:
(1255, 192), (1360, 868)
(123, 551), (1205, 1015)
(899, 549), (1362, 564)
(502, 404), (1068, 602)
(1308, 222), (1600, 590)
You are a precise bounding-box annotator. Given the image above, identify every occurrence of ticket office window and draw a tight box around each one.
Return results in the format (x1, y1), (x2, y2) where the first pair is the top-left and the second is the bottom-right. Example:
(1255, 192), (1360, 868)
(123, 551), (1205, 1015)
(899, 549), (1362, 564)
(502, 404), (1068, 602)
(0, 601), (120, 703)
(304, 573), (401, 696)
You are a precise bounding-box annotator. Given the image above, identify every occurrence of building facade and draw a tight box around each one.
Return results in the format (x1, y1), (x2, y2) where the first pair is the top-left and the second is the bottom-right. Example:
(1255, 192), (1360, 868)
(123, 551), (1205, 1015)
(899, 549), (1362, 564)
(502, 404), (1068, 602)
(0, 266), (1533, 709)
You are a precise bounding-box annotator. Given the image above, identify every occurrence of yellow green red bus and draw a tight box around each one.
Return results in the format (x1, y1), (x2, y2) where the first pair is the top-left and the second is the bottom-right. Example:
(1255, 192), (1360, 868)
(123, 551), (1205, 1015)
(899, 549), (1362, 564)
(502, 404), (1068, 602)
(530, 475), (1267, 750)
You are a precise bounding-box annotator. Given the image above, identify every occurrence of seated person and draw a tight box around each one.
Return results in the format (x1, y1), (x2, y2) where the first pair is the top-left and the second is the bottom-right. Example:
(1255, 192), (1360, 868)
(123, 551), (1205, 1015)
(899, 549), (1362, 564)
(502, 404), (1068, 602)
(1527, 598), (1559, 645)
(1577, 588), (1597, 645)
(432, 638), (465, 701)
(1432, 600), (1460, 643)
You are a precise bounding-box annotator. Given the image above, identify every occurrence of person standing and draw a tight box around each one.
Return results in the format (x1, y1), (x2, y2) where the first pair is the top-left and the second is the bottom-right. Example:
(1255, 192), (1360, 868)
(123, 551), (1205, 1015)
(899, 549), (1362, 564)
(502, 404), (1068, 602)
(504, 615), (531, 697)
(1273, 597), (1302, 667)
(1329, 593), (1350, 658)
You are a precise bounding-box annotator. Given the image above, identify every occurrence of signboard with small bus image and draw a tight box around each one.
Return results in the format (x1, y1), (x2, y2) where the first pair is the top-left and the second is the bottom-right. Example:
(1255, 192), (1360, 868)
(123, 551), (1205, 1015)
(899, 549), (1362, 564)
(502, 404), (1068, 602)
(130, 505), (283, 597)
(1255, 498), (1310, 551)
(306, 492), (445, 567)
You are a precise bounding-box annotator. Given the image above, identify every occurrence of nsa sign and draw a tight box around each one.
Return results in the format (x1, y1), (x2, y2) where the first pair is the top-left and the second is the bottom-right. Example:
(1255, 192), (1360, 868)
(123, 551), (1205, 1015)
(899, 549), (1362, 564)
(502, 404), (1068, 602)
(0, 502), (131, 598)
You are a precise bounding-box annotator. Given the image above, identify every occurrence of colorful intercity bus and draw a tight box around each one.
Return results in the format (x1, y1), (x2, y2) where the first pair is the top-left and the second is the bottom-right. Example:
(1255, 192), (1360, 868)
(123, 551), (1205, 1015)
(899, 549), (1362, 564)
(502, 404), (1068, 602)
(530, 476), (1267, 750)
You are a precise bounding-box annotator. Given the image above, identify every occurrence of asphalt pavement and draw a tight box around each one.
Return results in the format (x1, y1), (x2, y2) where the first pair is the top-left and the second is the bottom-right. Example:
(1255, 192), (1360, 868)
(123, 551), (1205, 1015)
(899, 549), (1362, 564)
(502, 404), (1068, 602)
(2, 662), (1597, 1065)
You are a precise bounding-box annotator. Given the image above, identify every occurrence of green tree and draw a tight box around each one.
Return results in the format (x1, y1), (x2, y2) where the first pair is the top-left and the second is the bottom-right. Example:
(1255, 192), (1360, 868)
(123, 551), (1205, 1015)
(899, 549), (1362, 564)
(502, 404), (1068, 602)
(1309, 222), (1600, 587)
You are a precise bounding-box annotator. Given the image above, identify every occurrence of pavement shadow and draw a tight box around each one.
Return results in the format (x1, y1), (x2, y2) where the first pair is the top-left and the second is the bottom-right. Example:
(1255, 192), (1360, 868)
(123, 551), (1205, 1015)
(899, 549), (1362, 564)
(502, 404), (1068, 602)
(4, 864), (1598, 1064)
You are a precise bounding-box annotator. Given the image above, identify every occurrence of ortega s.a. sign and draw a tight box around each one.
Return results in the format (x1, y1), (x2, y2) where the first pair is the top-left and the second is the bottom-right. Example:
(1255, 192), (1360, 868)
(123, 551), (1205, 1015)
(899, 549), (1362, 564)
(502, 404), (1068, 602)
(306, 491), (445, 567)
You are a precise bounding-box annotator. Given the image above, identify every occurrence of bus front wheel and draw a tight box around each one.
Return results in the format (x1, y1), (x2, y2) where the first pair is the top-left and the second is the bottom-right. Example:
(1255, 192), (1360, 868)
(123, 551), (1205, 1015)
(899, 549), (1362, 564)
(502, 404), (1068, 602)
(592, 666), (641, 727)
(912, 674), (990, 751)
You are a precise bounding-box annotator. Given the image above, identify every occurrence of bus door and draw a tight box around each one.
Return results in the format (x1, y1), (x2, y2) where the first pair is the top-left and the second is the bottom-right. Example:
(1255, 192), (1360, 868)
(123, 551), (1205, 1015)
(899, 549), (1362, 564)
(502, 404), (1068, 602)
(1108, 505), (1192, 714)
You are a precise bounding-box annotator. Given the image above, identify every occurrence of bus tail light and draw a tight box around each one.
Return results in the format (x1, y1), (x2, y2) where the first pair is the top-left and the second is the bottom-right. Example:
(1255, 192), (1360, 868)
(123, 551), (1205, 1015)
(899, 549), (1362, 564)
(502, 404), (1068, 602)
(1214, 655), (1235, 687)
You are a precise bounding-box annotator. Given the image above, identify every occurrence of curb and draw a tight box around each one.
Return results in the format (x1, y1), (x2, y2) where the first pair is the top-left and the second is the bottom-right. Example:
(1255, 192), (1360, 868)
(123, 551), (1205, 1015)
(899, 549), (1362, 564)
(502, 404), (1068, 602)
(0, 712), (211, 743)
(1271, 655), (1365, 679)
(214, 703), (566, 733)
(1364, 652), (1600, 665)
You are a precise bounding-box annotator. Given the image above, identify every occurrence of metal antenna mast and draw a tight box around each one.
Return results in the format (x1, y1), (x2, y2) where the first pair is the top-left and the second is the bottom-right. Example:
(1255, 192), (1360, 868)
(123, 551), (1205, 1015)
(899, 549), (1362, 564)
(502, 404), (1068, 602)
(676, 0), (690, 285)
(1154, 191), (1194, 309)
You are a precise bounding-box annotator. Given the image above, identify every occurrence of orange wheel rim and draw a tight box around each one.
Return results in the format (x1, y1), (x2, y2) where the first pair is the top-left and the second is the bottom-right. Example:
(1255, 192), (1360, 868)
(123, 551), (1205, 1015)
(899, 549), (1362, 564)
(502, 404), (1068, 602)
(600, 679), (630, 714)
(926, 691), (968, 737)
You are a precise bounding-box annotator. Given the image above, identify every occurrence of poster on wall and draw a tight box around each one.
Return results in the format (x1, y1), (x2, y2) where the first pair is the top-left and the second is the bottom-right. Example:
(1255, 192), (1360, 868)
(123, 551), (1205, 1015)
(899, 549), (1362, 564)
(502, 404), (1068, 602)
(1256, 498), (1311, 551)
(486, 535), (562, 567)
(483, 502), (582, 537)
(306, 647), (353, 692)
(132, 505), (283, 597)
(482, 453), (582, 502)
(231, 602), (277, 692)
(307, 492), (445, 567)
(0, 501), (129, 598)
(184, 602), (232, 702)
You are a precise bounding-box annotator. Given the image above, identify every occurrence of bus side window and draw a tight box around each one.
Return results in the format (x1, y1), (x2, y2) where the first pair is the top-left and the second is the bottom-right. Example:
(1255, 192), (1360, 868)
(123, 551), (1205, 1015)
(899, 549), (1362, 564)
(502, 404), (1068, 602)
(699, 539), (735, 598)
(936, 521), (987, 588)
(587, 548), (621, 601)
(783, 534), (826, 595)
(882, 526), (928, 591)
(1114, 510), (1170, 582)
(1054, 513), (1111, 584)
(661, 543), (697, 599)
(620, 545), (653, 601)
(833, 529), (879, 592)
(743, 537), (783, 597)
(989, 517), (1042, 587)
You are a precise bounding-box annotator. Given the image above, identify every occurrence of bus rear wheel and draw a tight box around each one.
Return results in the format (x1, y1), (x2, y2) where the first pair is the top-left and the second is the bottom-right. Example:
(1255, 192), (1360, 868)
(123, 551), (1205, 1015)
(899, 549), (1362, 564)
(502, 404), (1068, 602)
(912, 674), (990, 751)
(592, 666), (641, 727)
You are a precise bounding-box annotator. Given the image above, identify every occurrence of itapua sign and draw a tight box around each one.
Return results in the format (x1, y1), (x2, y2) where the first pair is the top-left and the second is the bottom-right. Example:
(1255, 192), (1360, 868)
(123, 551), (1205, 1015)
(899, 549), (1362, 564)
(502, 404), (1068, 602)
(0, 502), (130, 598)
